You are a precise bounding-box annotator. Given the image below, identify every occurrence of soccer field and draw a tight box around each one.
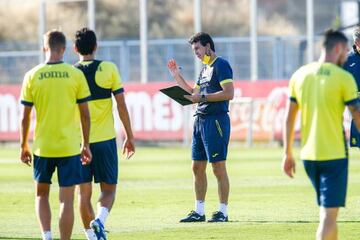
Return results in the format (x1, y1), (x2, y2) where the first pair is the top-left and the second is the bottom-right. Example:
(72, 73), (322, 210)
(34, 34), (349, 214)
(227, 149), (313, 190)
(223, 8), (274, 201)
(1, 145), (360, 240)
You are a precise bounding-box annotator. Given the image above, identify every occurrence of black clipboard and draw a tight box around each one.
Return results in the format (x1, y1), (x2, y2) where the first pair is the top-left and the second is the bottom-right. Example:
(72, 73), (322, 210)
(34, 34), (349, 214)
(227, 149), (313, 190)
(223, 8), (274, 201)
(160, 86), (193, 106)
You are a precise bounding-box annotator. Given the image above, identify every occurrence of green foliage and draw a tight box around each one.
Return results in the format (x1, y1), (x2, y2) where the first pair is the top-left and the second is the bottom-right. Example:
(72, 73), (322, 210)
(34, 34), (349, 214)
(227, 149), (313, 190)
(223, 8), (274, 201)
(1, 146), (360, 239)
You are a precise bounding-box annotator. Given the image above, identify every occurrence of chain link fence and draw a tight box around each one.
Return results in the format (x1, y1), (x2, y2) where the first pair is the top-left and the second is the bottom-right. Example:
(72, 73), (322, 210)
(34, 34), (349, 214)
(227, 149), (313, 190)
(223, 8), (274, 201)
(0, 35), (322, 84)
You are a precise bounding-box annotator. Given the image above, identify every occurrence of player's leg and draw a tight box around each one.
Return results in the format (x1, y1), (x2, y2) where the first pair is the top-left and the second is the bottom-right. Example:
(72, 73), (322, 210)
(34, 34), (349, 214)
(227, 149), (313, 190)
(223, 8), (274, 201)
(59, 185), (75, 240)
(96, 182), (117, 222)
(180, 116), (207, 222)
(318, 159), (347, 240)
(35, 183), (52, 240)
(316, 207), (338, 240)
(91, 139), (118, 238)
(98, 183), (116, 210)
(193, 160), (208, 213)
(204, 114), (230, 222)
(303, 158), (348, 240)
(78, 182), (96, 240)
(211, 161), (229, 216)
(57, 155), (84, 240)
(178, 161), (207, 222)
(78, 151), (96, 240)
(192, 115), (208, 210)
(33, 155), (56, 240)
(212, 161), (229, 204)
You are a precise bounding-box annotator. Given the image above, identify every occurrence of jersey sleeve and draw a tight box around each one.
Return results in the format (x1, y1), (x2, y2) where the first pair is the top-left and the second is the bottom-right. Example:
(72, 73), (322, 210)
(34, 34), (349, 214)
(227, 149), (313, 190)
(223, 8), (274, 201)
(343, 73), (359, 105)
(110, 63), (124, 95)
(20, 71), (34, 106)
(76, 71), (91, 103)
(217, 60), (233, 85)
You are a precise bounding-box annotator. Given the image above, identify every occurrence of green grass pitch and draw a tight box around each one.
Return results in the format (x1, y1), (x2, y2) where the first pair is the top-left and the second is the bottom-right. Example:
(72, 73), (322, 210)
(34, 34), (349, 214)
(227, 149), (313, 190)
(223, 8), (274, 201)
(1, 145), (360, 239)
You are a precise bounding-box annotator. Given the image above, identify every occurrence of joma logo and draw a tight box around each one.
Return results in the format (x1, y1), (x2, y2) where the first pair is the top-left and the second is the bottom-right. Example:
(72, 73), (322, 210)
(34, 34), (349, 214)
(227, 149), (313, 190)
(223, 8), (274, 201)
(39, 71), (69, 80)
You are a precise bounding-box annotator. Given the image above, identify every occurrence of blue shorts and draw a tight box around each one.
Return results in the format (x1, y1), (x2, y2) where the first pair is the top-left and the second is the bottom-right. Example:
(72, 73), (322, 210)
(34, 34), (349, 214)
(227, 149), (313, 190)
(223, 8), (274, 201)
(303, 158), (348, 208)
(192, 114), (230, 163)
(33, 154), (82, 187)
(81, 138), (118, 184)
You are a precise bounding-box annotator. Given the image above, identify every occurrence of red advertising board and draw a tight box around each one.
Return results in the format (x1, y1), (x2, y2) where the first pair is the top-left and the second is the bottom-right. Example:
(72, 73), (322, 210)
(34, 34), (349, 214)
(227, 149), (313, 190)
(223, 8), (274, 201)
(0, 81), (294, 142)
(0, 85), (23, 141)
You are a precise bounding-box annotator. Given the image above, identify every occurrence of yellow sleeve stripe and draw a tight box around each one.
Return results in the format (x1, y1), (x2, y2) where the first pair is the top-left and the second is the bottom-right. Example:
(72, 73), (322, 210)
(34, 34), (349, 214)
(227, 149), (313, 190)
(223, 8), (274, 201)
(220, 79), (233, 85)
(194, 84), (200, 89)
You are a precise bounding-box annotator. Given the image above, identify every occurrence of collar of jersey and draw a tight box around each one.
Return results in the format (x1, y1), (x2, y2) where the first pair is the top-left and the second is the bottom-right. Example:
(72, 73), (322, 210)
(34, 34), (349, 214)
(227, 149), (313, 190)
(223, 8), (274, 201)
(46, 61), (63, 65)
(206, 56), (218, 66)
(79, 60), (95, 65)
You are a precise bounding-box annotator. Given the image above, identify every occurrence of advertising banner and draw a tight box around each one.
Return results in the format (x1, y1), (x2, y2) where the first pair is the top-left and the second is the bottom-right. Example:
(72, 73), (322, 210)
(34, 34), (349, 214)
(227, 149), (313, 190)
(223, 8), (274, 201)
(3, 81), (346, 142)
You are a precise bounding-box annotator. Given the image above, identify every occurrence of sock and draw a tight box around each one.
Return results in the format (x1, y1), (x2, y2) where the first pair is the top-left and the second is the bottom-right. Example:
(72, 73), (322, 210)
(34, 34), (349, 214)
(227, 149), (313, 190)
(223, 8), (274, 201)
(219, 203), (228, 217)
(195, 200), (205, 216)
(84, 228), (97, 240)
(96, 206), (109, 225)
(42, 231), (52, 240)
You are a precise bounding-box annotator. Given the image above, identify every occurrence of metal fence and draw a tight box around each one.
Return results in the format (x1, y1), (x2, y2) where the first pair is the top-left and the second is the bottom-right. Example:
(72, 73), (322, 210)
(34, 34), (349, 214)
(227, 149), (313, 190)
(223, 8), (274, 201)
(0, 35), (321, 84)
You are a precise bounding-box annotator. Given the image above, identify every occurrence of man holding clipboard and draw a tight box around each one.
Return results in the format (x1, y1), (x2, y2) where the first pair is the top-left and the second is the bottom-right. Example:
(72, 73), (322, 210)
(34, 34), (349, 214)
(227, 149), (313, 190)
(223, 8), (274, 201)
(167, 32), (234, 222)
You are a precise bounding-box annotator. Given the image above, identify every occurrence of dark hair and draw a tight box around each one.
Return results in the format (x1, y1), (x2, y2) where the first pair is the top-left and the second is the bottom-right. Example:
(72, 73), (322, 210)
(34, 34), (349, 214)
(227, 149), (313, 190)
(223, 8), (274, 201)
(44, 30), (66, 52)
(75, 27), (97, 55)
(322, 29), (348, 52)
(188, 32), (215, 52)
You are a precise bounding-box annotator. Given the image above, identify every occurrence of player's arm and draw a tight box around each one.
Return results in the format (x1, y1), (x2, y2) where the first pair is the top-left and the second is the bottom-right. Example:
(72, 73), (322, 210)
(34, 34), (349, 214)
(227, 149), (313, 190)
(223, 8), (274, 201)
(203, 82), (234, 102)
(20, 106), (32, 166)
(282, 100), (298, 178)
(78, 102), (92, 165)
(114, 93), (135, 159)
(167, 59), (195, 94)
(184, 82), (234, 103)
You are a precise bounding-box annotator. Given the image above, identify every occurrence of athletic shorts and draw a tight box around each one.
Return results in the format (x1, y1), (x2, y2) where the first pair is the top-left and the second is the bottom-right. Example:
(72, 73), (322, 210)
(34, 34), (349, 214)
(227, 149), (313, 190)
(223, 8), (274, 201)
(350, 120), (360, 147)
(192, 113), (230, 163)
(80, 138), (118, 184)
(303, 158), (348, 208)
(33, 154), (82, 187)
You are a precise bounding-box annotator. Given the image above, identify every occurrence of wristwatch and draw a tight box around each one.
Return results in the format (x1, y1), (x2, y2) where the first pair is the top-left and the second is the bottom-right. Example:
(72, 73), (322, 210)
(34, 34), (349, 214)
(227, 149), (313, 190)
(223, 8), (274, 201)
(200, 94), (207, 103)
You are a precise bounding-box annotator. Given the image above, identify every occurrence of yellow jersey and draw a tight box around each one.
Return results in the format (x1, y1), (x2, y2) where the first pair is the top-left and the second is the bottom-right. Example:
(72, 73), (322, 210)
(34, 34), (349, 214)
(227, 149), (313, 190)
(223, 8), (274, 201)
(75, 60), (123, 143)
(289, 62), (358, 160)
(20, 62), (91, 157)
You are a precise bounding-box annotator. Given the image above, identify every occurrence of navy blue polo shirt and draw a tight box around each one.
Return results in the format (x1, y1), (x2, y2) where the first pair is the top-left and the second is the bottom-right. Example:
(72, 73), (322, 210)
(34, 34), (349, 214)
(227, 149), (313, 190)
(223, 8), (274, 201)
(195, 57), (233, 115)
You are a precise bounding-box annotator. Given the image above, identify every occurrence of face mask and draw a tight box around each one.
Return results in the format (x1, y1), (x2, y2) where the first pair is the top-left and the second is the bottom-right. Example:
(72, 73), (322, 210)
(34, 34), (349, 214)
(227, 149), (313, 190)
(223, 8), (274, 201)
(202, 54), (211, 65)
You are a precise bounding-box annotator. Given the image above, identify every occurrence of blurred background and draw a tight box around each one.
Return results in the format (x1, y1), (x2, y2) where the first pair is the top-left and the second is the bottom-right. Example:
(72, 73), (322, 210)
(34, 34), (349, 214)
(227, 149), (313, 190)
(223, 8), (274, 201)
(0, 0), (359, 145)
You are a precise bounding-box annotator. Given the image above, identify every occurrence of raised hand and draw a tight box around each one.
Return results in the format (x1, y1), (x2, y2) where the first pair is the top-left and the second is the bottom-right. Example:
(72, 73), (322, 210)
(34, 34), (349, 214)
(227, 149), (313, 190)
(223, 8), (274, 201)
(167, 59), (180, 77)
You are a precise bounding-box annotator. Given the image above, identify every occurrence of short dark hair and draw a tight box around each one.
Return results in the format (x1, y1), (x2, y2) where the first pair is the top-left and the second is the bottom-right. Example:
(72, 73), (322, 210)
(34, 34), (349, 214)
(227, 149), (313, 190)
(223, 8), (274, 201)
(44, 30), (66, 52)
(322, 29), (348, 52)
(75, 28), (97, 55)
(188, 32), (215, 52)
